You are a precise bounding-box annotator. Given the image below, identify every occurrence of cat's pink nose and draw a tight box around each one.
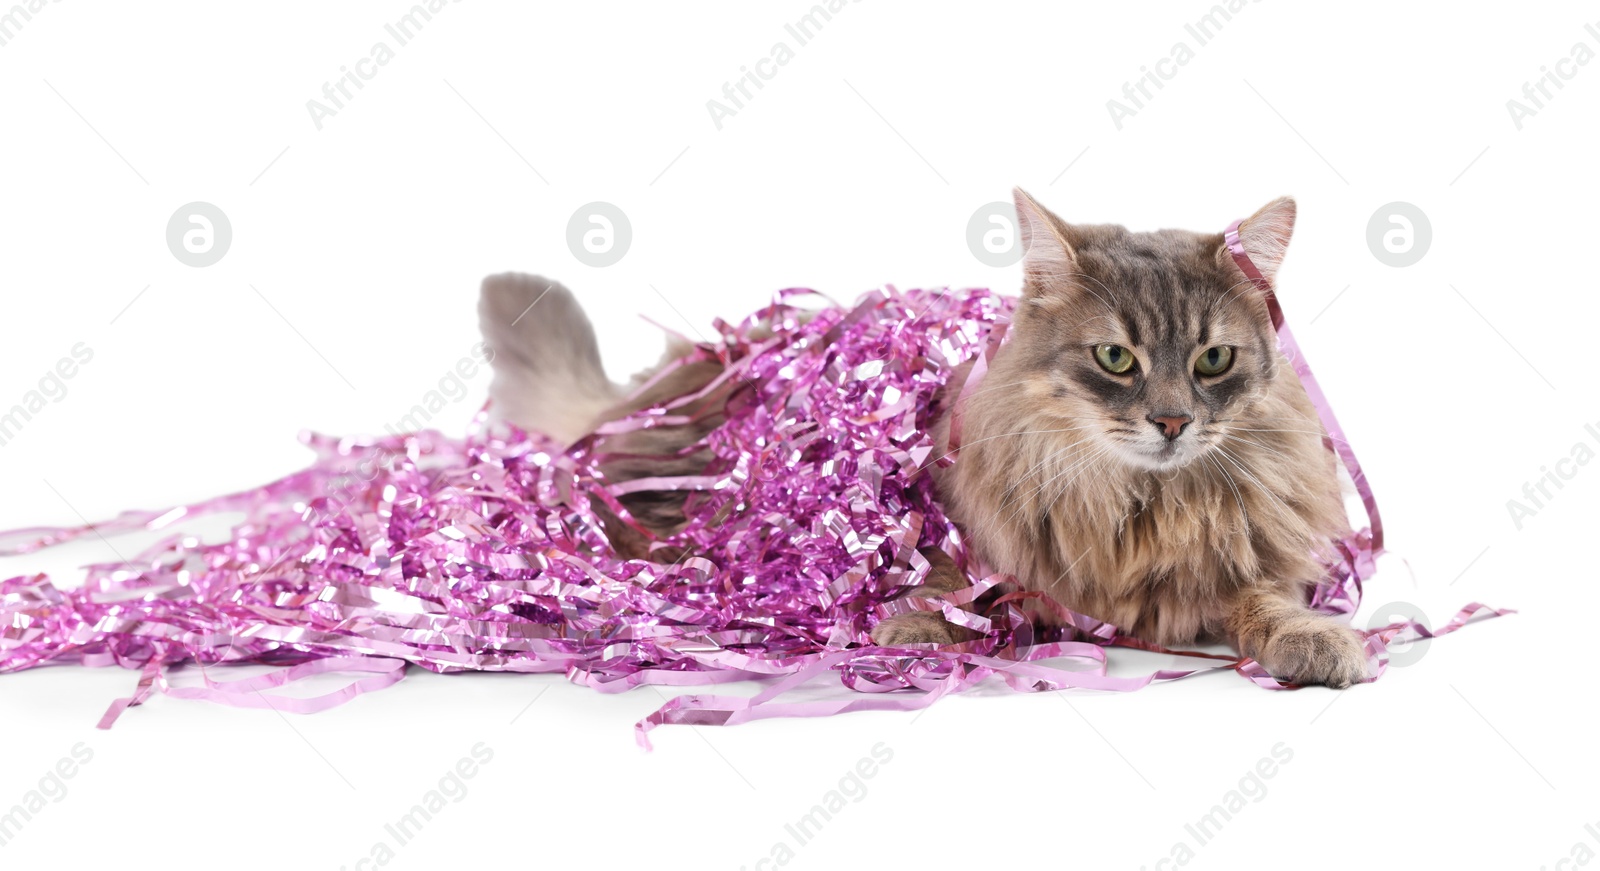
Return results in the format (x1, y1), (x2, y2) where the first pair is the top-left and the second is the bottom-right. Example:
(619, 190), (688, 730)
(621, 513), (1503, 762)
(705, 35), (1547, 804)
(1147, 413), (1193, 441)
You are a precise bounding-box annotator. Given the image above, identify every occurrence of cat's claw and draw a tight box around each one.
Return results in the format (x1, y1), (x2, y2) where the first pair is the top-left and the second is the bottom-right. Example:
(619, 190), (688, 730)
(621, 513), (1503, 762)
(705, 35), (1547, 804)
(1256, 621), (1371, 689)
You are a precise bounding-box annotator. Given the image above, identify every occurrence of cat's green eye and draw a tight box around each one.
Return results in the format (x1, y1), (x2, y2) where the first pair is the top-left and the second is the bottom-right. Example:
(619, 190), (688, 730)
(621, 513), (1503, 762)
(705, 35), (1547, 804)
(1195, 346), (1234, 376)
(1094, 344), (1136, 374)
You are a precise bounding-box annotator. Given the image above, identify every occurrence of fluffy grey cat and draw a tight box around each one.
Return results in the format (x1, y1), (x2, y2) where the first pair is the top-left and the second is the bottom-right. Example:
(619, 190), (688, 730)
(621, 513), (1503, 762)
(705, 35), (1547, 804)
(477, 190), (1368, 688)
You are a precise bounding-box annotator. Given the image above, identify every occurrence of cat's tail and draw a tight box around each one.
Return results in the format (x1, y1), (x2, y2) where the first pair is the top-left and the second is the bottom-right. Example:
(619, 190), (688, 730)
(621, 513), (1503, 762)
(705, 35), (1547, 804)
(477, 272), (621, 444)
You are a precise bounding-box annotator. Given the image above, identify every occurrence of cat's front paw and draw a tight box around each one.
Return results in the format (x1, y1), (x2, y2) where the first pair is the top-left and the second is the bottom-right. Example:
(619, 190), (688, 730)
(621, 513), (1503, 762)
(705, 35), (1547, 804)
(1255, 620), (1370, 689)
(869, 612), (965, 647)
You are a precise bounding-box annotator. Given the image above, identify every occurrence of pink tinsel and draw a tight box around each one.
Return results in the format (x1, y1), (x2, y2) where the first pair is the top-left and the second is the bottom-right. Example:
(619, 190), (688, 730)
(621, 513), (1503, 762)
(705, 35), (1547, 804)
(0, 287), (1508, 746)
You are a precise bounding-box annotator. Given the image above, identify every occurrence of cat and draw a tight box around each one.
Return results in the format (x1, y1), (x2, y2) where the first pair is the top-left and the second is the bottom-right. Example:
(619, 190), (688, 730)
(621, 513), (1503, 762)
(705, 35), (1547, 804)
(476, 189), (1370, 689)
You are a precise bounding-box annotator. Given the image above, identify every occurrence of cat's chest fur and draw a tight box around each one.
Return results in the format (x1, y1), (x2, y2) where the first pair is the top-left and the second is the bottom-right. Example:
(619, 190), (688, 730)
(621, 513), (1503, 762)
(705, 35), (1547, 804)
(929, 357), (1347, 646)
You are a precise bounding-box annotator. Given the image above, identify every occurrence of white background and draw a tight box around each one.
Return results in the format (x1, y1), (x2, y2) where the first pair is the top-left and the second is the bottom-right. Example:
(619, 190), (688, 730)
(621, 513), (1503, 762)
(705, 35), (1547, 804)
(1, 2), (1595, 868)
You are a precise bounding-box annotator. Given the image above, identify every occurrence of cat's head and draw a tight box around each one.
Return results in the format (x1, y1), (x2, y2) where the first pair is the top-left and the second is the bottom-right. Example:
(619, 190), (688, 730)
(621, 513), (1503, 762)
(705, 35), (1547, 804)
(1005, 188), (1295, 472)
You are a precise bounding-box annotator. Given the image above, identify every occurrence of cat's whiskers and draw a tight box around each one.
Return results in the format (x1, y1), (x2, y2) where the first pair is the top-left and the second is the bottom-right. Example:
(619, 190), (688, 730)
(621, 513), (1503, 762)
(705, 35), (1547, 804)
(1227, 427), (1351, 444)
(1003, 423), (1129, 497)
(1213, 445), (1297, 521)
(1026, 443), (1121, 525)
(1049, 444), (1119, 515)
(912, 425), (1101, 474)
(1004, 445), (1106, 515)
(1229, 415), (1338, 425)
(1029, 269), (1120, 320)
(1220, 433), (1294, 463)
(1001, 442), (1117, 527)
(953, 374), (1063, 404)
(1046, 544), (1097, 592)
(1073, 313), (1122, 332)
(1204, 453), (1250, 531)
(1070, 276), (1120, 320)
(1227, 418), (1333, 428)
(1204, 275), (1271, 321)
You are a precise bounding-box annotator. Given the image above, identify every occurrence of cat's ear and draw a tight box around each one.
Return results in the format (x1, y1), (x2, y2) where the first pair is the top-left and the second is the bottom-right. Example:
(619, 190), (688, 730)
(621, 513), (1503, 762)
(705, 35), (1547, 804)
(1013, 187), (1078, 295)
(1230, 196), (1297, 283)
